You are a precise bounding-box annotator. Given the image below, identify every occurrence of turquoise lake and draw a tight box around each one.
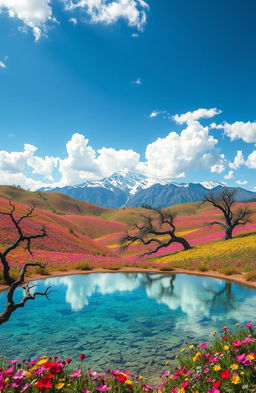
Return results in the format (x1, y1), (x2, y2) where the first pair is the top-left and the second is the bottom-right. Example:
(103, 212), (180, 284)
(0, 273), (255, 377)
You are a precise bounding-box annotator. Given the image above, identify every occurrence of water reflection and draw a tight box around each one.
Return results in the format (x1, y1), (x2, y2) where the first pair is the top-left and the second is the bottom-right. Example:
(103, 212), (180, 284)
(0, 273), (255, 378)
(44, 273), (250, 320)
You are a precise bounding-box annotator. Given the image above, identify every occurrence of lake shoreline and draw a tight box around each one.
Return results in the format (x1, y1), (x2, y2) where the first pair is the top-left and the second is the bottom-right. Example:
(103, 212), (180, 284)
(0, 267), (256, 292)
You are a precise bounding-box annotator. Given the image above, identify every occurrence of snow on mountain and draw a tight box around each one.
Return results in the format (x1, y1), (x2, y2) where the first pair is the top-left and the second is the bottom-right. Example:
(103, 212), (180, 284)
(39, 171), (256, 209)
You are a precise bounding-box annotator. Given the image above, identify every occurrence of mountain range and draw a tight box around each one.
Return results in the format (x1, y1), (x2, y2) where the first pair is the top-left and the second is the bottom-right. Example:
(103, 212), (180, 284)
(39, 171), (256, 209)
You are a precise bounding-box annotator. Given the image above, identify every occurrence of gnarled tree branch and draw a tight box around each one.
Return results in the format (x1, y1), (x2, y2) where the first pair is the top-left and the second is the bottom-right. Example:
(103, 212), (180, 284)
(0, 202), (52, 324)
(120, 209), (191, 257)
(203, 188), (253, 240)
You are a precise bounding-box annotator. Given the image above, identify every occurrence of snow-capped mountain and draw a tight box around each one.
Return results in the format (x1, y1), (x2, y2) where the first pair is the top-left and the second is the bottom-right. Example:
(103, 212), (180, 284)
(39, 171), (256, 209)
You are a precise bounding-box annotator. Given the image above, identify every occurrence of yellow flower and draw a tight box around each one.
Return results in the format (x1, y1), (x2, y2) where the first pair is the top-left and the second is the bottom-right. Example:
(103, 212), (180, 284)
(192, 352), (202, 362)
(25, 372), (32, 378)
(223, 345), (230, 351)
(230, 364), (238, 370)
(55, 383), (65, 390)
(240, 371), (245, 376)
(4, 378), (9, 383)
(180, 348), (186, 353)
(231, 375), (240, 384)
(247, 354), (255, 360)
(37, 359), (48, 366)
(189, 345), (194, 349)
(177, 389), (185, 393)
(125, 380), (133, 385)
(213, 364), (221, 371)
(138, 376), (144, 380)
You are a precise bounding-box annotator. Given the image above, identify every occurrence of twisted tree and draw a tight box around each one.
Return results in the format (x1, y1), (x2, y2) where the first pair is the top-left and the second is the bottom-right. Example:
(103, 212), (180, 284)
(0, 201), (53, 324)
(120, 209), (191, 257)
(203, 188), (252, 240)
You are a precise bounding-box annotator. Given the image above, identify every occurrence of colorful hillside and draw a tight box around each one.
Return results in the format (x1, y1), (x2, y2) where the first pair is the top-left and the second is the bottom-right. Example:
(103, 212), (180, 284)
(0, 186), (255, 276)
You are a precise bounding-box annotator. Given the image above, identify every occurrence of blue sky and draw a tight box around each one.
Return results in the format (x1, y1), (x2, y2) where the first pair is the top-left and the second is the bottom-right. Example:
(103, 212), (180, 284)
(0, 0), (256, 190)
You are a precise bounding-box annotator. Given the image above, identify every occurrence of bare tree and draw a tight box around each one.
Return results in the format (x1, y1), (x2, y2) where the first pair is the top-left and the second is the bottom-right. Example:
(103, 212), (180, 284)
(0, 201), (53, 324)
(203, 188), (252, 240)
(120, 209), (191, 257)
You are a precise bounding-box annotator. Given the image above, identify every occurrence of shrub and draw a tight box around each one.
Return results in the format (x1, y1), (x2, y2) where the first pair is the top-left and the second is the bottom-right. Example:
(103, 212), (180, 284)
(245, 271), (256, 281)
(75, 260), (94, 271)
(219, 267), (240, 276)
(158, 265), (174, 271)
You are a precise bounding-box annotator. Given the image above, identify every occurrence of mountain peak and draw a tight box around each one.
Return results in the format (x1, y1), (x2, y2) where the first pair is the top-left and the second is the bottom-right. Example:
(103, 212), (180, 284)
(39, 172), (255, 209)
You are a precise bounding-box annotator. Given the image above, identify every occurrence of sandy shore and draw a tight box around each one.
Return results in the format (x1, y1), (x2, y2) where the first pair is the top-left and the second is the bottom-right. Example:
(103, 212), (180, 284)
(0, 267), (255, 292)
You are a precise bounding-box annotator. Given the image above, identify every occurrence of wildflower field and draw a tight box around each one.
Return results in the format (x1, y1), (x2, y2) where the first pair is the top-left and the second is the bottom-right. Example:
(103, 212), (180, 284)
(0, 187), (256, 279)
(0, 324), (255, 393)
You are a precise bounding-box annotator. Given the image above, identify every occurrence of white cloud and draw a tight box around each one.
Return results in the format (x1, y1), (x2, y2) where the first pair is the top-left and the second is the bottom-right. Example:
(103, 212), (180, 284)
(0, 144), (58, 189)
(229, 150), (245, 169)
(58, 133), (140, 186)
(212, 121), (256, 143)
(236, 180), (248, 185)
(173, 108), (222, 125)
(224, 170), (234, 180)
(0, 0), (54, 40)
(149, 109), (170, 119)
(246, 150), (256, 169)
(64, 0), (149, 30)
(131, 32), (138, 37)
(69, 17), (78, 24)
(0, 60), (6, 68)
(28, 155), (59, 180)
(132, 77), (141, 85)
(136, 121), (221, 178)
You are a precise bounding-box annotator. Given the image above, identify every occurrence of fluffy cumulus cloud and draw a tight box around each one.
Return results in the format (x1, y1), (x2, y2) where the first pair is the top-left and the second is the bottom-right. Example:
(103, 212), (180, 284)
(229, 150), (245, 169)
(212, 121), (256, 143)
(173, 108), (222, 125)
(58, 133), (140, 185)
(65, 0), (149, 30)
(0, 0), (54, 40)
(0, 0), (149, 40)
(246, 150), (256, 169)
(0, 144), (57, 189)
(224, 170), (234, 180)
(136, 121), (222, 178)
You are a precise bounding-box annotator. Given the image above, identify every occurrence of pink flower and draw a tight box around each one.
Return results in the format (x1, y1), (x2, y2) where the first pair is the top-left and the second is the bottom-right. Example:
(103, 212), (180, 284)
(203, 368), (210, 373)
(13, 370), (26, 380)
(181, 381), (189, 388)
(20, 383), (30, 392)
(82, 389), (91, 393)
(200, 343), (207, 349)
(69, 369), (81, 378)
(9, 359), (18, 364)
(232, 340), (242, 347)
(96, 385), (111, 392)
(208, 388), (220, 393)
(79, 354), (86, 360)
(245, 322), (253, 328)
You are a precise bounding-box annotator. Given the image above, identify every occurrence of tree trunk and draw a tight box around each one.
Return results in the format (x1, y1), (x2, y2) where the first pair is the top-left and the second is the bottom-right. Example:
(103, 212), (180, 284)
(173, 236), (191, 250)
(224, 226), (233, 240)
(1, 256), (15, 285)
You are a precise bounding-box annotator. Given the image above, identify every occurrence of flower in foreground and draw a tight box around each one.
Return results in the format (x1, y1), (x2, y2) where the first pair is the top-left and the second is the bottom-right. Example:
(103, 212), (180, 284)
(96, 385), (111, 391)
(69, 369), (81, 378)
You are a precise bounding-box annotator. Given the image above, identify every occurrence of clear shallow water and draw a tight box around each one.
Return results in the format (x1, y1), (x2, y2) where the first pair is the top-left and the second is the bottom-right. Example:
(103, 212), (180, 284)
(0, 273), (255, 377)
